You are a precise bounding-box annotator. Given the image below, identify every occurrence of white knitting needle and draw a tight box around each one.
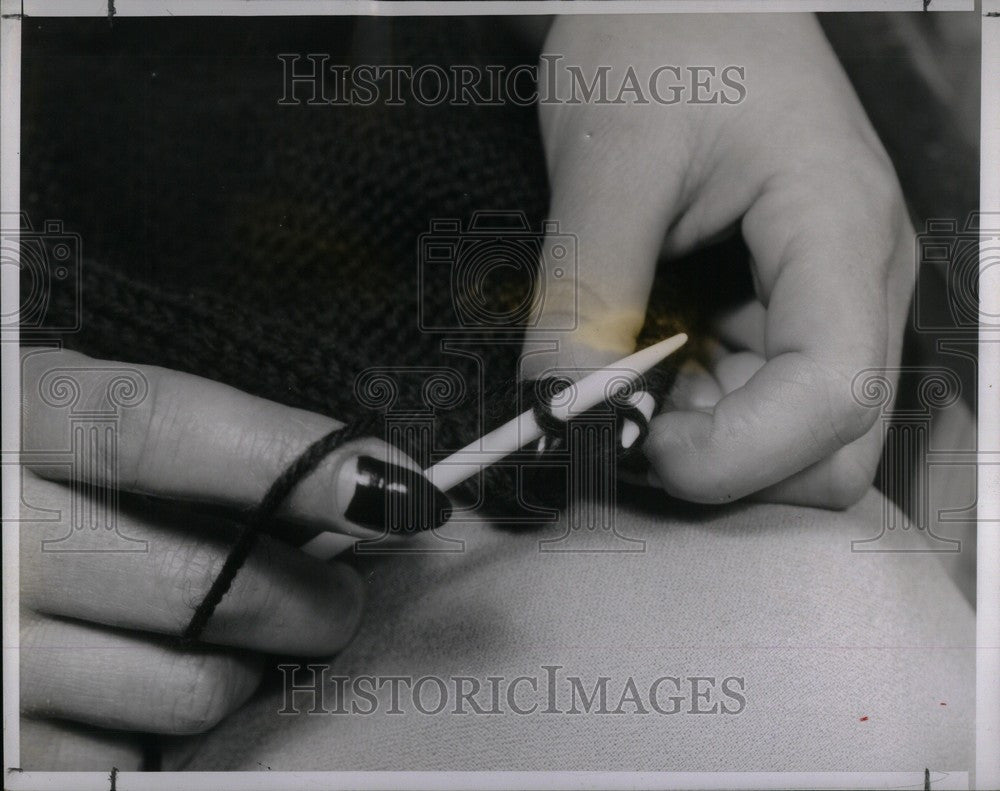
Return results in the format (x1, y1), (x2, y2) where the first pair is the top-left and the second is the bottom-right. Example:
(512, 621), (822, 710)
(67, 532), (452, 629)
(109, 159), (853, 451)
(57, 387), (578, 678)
(300, 332), (687, 559)
(424, 332), (688, 492)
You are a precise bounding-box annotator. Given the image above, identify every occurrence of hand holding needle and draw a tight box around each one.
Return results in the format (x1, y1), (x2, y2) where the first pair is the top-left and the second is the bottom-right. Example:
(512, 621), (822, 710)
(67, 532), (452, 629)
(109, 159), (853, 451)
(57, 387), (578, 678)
(301, 332), (687, 559)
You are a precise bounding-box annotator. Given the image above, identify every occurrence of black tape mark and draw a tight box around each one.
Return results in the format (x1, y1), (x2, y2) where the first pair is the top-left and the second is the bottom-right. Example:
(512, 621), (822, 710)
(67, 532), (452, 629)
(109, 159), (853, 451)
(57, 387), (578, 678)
(923, 0), (931, 9)
(107, 0), (115, 26)
(1, 1), (24, 20)
(924, 768), (930, 790)
(109, 766), (118, 791)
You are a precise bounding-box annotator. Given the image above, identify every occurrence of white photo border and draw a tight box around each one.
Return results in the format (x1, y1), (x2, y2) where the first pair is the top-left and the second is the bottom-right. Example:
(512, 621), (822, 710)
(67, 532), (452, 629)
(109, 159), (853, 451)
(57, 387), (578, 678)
(1, 0), (995, 788)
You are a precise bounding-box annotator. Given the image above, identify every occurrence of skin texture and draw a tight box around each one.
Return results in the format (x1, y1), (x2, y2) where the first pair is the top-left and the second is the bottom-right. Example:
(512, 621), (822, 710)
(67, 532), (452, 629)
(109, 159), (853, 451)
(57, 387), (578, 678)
(523, 14), (915, 509)
(19, 348), (373, 743)
(18, 13), (924, 766)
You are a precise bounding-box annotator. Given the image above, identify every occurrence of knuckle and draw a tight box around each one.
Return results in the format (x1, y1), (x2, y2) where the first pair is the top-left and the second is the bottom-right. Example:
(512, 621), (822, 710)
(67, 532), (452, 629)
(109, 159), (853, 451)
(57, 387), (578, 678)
(842, 160), (906, 259)
(828, 392), (879, 448)
(802, 356), (880, 448)
(219, 554), (280, 636)
(157, 532), (275, 641)
(156, 538), (223, 630)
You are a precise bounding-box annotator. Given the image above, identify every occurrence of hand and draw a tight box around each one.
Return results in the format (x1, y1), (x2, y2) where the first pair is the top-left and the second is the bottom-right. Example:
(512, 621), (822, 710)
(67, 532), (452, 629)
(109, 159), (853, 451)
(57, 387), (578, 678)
(18, 347), (437, 767)
(524, 14), (914, 508)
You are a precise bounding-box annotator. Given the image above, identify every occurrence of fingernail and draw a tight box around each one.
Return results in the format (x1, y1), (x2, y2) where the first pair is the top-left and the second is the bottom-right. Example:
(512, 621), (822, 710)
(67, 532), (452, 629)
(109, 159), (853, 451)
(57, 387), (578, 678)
(344, 456), (452, 535)
(621, 420), (640, 449)
(619, 391), (656, 450)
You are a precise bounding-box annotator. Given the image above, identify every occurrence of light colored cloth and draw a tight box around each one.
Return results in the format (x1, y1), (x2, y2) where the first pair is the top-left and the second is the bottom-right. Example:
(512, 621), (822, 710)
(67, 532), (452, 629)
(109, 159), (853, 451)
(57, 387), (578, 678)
(168, 488), (974, 772)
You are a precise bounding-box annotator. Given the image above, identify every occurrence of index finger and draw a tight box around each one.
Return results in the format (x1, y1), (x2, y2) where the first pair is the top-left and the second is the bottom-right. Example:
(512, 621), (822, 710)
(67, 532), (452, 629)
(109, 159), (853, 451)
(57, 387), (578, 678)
(20, 348), (452, 541)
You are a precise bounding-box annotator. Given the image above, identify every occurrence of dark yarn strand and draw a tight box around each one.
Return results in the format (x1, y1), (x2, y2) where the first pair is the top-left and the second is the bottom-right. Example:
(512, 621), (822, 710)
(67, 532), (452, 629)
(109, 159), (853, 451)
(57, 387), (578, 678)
(181, 377), (661, 643)
(181, 413), (385, 644)
(530, 376), (575, 439)
(23, 17), (684, 646)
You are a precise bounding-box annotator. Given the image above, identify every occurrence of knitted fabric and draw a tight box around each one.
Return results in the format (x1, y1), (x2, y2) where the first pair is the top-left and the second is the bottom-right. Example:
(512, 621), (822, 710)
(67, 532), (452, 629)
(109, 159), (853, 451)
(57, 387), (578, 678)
(23, 17), (747, 518)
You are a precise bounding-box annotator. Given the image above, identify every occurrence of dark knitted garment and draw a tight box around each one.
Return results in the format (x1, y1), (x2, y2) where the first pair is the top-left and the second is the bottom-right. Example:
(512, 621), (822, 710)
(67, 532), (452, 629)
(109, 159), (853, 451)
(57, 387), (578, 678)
(22, 15), (978, 511)
(22, 17), (745, 516)
(19, 14), (979, 648)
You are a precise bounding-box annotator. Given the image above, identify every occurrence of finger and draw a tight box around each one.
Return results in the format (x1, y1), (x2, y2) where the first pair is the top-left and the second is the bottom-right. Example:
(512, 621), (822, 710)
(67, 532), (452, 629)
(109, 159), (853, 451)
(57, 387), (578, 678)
(20, 348), (451, 540)
(714, 299), (766, 357)
(646, 169), (904, 502)
(711, 349), (766, 396)
(21, 610), (263, 735)
(751, 424), (883, 508)
(668, 359), (723, 413)
(522, 70), (683, 452)
(21, 472), (364, 654)
(733, 222), (912, 507)
(621, 391), (656, 450)
(639, 352), (760, 490)
(20, 718), (144, 771)
(522, 42), (685, 381)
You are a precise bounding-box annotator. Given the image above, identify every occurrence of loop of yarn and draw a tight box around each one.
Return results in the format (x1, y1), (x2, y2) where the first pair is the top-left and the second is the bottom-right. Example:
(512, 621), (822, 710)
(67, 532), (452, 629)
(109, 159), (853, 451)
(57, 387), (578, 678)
(180, 413), (386, 644)
(182, 370), (667, 643)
